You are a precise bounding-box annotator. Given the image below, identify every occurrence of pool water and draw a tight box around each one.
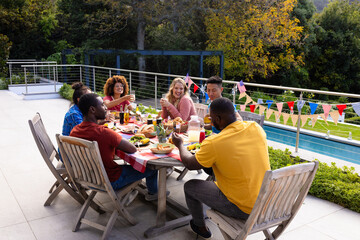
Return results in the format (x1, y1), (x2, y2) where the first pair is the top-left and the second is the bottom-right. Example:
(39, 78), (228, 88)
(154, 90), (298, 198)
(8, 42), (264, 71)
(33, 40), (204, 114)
(263, 125), (360, 165)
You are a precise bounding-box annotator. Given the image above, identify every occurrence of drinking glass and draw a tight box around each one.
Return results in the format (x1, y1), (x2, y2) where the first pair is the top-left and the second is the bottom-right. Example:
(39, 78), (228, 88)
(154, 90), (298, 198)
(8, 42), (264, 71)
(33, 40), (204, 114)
(130, 90), (136, 102)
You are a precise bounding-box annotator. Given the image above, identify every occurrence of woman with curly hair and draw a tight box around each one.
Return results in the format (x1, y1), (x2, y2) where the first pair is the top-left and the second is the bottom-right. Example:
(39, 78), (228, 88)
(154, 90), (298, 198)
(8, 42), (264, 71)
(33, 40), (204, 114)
(160, 77), (196, 121)
(103, 75), (135, 111)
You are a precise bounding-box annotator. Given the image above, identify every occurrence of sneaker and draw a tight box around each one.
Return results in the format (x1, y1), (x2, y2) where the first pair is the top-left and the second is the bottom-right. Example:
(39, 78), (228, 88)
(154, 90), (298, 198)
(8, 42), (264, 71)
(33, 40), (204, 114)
(189, 220), (212, 239)
(145, 191), (170, 201)
(124, 190), (139, 207)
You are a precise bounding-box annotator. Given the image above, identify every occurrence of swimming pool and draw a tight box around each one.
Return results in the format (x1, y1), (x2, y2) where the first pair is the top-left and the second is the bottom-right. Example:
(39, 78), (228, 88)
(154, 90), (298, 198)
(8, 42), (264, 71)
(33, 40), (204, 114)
(263, 125), (360, 165)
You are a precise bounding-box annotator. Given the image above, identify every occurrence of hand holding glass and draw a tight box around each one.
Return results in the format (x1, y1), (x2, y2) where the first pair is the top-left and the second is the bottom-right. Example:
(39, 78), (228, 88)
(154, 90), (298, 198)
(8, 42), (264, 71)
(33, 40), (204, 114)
(129, 90), (136, 102)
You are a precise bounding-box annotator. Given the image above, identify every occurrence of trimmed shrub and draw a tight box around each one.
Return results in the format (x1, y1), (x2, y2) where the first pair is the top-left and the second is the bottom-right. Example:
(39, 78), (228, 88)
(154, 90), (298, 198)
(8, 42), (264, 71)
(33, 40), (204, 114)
(268, 147), (360, 213)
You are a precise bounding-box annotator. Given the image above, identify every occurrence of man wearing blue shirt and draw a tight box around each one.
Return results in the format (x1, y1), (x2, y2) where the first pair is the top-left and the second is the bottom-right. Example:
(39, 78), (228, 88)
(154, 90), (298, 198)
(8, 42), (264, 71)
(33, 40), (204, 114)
(205, 76), (241, 133)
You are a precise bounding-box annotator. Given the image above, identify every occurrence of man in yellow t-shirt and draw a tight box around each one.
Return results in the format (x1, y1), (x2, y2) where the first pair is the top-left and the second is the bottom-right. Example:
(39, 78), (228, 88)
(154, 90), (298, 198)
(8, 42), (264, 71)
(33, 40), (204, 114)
(172, 97), (270, 239)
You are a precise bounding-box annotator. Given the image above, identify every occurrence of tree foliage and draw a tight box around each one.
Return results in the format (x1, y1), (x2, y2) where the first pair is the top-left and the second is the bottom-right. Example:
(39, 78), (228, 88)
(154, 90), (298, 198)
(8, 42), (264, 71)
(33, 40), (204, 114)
(0, 0), (57, 59)
(306, 0), (360, 93)
(0, 34), (12, 75)
(205, 0), (304, 80)
(266, 0), (316, 87)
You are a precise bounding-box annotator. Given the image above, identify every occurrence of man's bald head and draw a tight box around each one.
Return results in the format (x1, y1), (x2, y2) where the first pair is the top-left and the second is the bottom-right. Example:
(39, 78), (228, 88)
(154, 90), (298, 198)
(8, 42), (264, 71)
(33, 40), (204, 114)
(210, 97), (236, 130)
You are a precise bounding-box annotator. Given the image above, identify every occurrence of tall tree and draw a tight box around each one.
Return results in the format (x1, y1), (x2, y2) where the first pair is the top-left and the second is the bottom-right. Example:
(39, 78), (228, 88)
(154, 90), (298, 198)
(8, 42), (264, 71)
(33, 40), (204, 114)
(0, 34), (12, 75)
(267, 0), (316, 87)
(0, 0), (57, 59)
(306, 0), (360, 93)
(205, 0), (304, 80)
(59, 0), (209, 83)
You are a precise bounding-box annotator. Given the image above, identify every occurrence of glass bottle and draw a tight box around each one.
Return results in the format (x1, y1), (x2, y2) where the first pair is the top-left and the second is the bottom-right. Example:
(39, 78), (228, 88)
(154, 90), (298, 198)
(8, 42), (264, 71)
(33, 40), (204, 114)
(119, 105), (124, 124)
(199, 128), (206, 143)
(124, 105), (130, 124)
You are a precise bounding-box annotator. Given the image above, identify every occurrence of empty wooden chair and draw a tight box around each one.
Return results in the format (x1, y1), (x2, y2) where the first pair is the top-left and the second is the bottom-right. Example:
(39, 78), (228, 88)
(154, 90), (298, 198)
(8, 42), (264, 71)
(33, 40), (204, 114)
(28, 113), (85, 206)
(56, 134), (140, 240)
(194, 103), (208, 120)
(207, 161), (319, 240)
(238, 111), (265, 126)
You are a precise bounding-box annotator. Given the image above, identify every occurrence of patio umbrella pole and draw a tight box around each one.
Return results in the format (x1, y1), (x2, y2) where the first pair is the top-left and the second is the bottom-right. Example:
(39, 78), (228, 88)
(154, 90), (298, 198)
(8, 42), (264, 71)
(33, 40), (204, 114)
(295, 92), (303, 153)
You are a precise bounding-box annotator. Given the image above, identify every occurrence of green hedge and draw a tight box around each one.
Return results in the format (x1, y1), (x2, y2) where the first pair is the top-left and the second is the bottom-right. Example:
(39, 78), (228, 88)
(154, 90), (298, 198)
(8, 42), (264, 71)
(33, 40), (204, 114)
(268, 147), (360, 213)
(59, 83), (74, 101)
(345, 117), (360, 125)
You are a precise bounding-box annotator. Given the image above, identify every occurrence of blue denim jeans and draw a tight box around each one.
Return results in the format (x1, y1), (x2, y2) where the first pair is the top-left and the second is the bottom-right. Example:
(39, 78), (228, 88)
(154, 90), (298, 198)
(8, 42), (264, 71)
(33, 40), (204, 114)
(111, 165), (158, 194)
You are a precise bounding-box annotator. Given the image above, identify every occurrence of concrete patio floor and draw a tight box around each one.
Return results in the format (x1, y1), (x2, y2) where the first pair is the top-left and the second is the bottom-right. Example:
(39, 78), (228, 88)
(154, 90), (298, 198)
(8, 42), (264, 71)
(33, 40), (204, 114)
(1, 89), (360, 240)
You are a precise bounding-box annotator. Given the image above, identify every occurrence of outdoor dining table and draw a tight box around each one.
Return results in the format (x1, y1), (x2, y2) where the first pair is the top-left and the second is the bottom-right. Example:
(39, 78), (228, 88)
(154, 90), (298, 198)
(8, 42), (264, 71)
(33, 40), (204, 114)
(114, 122), (192, 238)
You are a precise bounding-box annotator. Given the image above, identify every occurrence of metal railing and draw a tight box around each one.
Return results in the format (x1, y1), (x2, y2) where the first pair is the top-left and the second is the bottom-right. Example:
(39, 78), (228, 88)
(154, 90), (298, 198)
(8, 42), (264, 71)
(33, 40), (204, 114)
(17, 63), (360, 151)
(7, 61), (57, 85)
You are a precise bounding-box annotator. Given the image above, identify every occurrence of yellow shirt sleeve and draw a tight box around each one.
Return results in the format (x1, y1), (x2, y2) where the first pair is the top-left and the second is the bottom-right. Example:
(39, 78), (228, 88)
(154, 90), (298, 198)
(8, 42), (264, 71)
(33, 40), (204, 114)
(194, 135), (217, 168)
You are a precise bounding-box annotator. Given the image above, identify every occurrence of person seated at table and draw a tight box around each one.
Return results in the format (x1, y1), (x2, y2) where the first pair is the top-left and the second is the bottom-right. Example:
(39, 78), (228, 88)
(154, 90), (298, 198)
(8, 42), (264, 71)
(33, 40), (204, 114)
(205, 75), (242, 134)
(62, 82), (91, 136)
(103, 75), (135, 112)
(172, 97), (270, 239)
(70, 93), (160, 201)
(160, 77), (196, 121)
(62, 82), (113, 136)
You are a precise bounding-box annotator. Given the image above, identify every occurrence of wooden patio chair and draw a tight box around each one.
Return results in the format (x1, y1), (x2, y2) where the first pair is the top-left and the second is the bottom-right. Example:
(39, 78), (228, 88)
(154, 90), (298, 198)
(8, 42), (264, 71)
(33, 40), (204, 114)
(238, 111), (265, 127)
(194, 103), (208, 120)
(56, 134), (140, 240)
(207, 161), (319, 240)
(28, 113), (85, 206)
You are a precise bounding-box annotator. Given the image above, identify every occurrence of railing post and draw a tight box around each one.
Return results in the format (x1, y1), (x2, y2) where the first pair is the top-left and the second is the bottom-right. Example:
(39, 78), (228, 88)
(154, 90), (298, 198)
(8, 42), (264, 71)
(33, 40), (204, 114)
(109, 69), (111, 79)
(9, 63), (12, 84)
(129, 72), (132, 90)
(93, 67), (96, 92)
(24, 67), (28, 94)
(56, 64), (58, 83)
(33, 65), (36, 83)
(155, 75), (158, 109)
(53, 66), (56, 92)
(233, 84), (236, 104)
(80, 66), (82, 82)
(295, 92), (303, 153)
(48, 63), (50, 81)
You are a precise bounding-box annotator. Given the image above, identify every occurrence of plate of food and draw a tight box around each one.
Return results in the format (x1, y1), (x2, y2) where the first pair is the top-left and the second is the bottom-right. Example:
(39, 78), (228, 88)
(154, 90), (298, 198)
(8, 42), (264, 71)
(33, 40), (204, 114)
(187, 143), (201, 154)
(129, 134), (150, 146)
(138, 124), (157, 138)
(163, 117), (188, 133)
(104, 122), (117, 131)
(150, 143), (175, 154)
(118, 124), (137, 134)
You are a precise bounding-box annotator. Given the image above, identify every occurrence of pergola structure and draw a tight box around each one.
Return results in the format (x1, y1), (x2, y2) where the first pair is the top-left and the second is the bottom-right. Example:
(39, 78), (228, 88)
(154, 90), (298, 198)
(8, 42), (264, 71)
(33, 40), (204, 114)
(61, 49), (224, 78)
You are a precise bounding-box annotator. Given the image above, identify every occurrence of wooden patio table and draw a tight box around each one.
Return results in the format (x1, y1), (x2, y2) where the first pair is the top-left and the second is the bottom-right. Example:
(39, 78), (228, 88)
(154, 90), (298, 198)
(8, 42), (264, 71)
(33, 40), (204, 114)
(115, 126), (192, 238)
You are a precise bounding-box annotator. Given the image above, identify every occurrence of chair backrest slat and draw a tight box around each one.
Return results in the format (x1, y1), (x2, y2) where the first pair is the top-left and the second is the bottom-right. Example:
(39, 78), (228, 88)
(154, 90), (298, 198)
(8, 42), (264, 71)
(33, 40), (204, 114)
(274, 174), (299, 219)
(58, 135), (107, 190)
(194, 103), (208, 120)
(238, 111), (265, 126)
(82, 146), (100, 184)
(76, 145), (92, 182)
(259, 177), (286, 224)
(246, 162), (318, 234)
(28, 113), (59, 166)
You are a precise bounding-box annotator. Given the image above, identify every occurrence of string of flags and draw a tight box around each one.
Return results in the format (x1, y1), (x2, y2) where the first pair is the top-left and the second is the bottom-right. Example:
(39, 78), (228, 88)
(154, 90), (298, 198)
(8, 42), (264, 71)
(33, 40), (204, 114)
(184, 73), (210, 102)
(234, 83), (360, 127)
(183, 74), (360, 127)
